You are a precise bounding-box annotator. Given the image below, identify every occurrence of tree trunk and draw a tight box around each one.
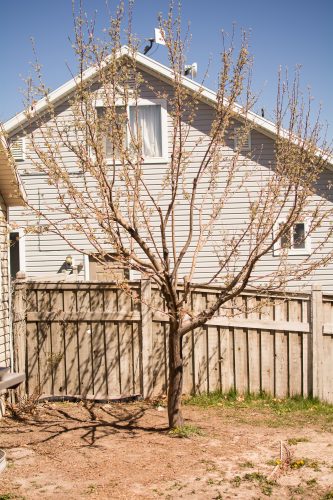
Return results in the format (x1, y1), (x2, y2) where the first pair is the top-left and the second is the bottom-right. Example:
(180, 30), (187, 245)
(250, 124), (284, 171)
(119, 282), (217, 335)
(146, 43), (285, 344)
(167, 322), (184, 428)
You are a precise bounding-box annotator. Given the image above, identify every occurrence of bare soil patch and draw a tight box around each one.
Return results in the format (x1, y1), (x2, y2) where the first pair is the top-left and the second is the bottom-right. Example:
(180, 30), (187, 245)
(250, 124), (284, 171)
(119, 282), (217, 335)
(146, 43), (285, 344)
(0, 400), (333, 499)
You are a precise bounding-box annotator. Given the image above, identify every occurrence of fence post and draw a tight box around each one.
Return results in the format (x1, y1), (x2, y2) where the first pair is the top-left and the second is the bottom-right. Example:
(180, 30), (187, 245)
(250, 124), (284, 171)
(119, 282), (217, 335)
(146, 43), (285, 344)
(311, 284), (323, 399)
(12, 272), (27, 395)
(141, 277), (153, 398)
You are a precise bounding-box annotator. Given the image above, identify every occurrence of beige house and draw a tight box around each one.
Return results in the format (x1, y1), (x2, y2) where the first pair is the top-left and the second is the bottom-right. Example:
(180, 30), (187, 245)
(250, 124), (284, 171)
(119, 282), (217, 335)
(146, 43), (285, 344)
(0, 136), (25, 367)
(3, 47), (333, 292)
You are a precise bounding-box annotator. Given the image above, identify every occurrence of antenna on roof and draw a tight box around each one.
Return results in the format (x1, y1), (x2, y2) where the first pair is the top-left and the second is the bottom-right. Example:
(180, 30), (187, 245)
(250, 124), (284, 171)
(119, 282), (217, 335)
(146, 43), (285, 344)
(184, 62), (198, 80)
(143, 28), (165, 55)
(143, 39), (155, 55)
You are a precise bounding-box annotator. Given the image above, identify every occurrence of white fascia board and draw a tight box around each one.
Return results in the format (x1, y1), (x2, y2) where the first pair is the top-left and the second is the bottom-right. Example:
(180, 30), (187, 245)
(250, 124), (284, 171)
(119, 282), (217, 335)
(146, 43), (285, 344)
(4, 46), (129, 135)
(134, 49), (281, 136)
(4, 65), (101, 135)
(4, 45), (333, 168)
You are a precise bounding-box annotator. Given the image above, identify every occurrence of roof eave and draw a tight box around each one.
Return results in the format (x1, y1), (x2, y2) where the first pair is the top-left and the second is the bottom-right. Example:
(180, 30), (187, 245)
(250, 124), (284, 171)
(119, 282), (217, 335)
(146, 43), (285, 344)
(4, 45), (333, 169)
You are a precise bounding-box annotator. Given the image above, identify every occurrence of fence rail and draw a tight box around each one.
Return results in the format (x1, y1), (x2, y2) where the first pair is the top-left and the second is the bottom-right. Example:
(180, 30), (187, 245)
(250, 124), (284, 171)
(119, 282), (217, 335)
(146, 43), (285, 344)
(12, 275), (333, 403)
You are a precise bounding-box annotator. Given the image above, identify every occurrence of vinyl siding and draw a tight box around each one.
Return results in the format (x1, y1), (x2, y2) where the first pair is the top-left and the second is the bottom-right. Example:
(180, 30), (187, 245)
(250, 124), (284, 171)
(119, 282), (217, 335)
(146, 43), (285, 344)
(0, 194), (10, 366)
(8, 69), (333, 292)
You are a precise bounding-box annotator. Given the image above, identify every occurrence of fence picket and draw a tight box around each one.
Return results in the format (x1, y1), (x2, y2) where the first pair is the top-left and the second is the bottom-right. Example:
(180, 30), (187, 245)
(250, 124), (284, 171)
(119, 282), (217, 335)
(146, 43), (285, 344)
(151, 287), (166, 396)
(63, 289), (79, 396)
(26, 322), (39, 395)
(275, 332), (288, 398)
(288, 299), (302, 396)
(220, 327), (232, 393)
(105, 322), (121, 397)
(192, 292), (208, 394)
(182, 331), (193, 394)
(301, 300), (310, 397)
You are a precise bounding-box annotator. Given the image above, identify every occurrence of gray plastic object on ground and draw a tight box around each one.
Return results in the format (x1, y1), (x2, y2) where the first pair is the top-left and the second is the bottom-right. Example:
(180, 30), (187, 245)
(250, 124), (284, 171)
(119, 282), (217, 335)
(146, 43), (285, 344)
(0, 367), (10, 380)
(0, 371), (25, 391)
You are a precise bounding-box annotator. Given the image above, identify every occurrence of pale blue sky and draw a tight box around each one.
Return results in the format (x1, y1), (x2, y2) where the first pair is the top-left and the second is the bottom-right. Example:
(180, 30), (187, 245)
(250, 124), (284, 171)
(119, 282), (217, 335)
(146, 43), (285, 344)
(1, 0), (332, 140)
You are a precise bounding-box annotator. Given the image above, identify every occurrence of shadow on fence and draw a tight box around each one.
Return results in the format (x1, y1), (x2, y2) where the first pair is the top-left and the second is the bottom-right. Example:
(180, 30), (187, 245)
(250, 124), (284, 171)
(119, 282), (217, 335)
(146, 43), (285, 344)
(12, 275), (333, 404)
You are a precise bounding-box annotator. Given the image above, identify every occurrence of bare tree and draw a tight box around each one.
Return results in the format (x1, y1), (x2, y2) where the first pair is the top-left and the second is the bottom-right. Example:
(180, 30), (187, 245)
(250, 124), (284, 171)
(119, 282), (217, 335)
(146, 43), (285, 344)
(8, 1), (333, 427)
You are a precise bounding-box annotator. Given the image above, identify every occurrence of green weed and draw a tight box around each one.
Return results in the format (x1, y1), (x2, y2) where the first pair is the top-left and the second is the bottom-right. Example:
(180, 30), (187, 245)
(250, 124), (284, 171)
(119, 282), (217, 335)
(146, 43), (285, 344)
(169, 424), (202, 438)
(168, 481), (185, 491)
(306, 478), (318, 487)
(231, 475), (242, 487)
(287, 437), (310, 445)
(290, 459), (306, 469)
(230, 472), (276, 497)
(152, 489), (163, 497)
(243, 472), (270, 482)
(200, 459), (218, 471)
(322, 492), (333, 500)
(289, 458), (321, 471)
(86, 484), (97, 494)
(206, 478), (223, 486)
(289, 484), (305, 495)
(239, 460), (255, 468)
(0, 495), (25, 500)
(305, 459), (321, 471)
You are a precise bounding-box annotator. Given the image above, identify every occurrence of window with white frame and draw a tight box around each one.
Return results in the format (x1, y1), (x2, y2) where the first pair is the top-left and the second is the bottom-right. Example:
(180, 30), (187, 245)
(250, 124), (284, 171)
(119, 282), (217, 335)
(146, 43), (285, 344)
(273, 220), (311, 256)
(96, 99), (167, 163)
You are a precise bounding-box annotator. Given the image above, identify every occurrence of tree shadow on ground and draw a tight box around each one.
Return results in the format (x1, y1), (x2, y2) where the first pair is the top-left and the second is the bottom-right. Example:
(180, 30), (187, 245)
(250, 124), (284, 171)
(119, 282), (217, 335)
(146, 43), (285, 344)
(1, 401), (169, 448)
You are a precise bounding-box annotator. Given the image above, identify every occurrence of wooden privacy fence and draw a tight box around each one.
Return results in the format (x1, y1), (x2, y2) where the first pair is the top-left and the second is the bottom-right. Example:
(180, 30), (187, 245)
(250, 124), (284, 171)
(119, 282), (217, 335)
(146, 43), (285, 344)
(12, 275), (333, 403)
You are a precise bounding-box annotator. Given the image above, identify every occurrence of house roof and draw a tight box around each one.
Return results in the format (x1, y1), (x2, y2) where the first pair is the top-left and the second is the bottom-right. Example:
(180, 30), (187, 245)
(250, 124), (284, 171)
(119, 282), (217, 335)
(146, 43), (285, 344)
(3, 46), (332, 167)
(0, 135), (26, 206)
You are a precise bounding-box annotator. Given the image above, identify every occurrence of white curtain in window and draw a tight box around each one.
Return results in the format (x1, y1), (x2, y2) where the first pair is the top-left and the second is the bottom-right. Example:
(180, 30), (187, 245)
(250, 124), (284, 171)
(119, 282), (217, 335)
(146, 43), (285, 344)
(130, 105), (162, 158)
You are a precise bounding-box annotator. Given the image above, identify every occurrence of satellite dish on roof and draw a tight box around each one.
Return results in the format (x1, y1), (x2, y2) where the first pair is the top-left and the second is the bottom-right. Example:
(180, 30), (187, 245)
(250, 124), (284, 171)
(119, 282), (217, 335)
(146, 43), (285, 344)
(143, 28), (166, 55)
(154, 28), (165, 46)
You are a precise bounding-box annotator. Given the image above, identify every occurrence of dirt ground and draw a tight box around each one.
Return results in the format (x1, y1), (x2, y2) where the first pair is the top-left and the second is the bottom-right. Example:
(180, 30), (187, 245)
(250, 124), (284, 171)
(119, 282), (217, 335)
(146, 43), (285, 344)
(0, 400), (333, 499)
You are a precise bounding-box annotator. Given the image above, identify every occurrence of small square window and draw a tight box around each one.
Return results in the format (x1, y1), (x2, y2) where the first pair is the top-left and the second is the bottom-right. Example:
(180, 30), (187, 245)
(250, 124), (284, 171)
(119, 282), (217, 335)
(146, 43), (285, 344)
(274, 220), (310, 256)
